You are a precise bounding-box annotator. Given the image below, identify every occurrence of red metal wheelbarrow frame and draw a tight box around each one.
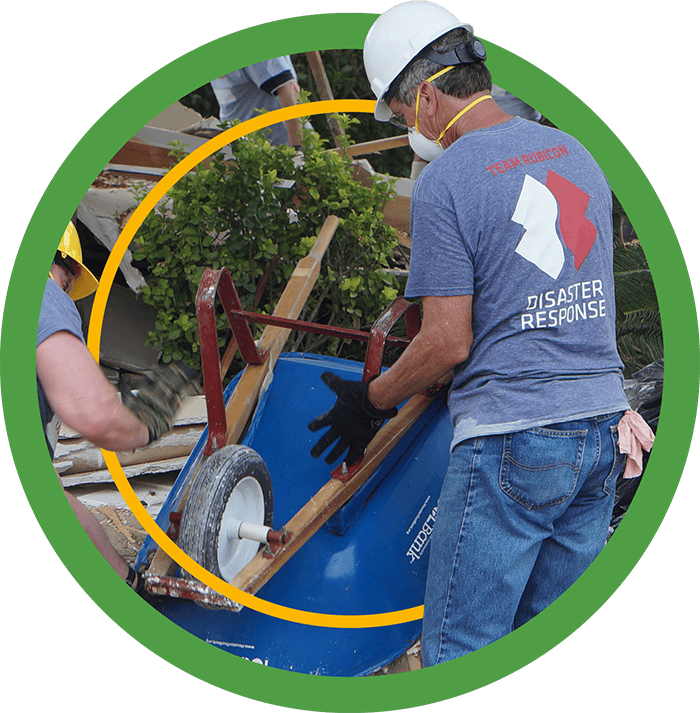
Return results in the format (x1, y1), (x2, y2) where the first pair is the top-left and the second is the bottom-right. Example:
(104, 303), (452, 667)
(195, 266), (422, 458)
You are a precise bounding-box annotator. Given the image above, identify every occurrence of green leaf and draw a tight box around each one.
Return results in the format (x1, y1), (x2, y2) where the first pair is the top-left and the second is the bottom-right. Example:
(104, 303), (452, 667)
(341, 276), (362, 293)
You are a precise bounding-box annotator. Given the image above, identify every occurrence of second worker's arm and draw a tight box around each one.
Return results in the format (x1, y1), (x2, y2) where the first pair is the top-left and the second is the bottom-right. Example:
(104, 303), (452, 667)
(37, 331), (199, 452)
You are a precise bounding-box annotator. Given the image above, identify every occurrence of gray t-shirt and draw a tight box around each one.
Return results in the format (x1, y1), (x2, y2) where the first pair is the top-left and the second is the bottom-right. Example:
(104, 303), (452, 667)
(211, 56), (298, 146)
(37, 277), (85, 457)
(406, 117), (629, 448)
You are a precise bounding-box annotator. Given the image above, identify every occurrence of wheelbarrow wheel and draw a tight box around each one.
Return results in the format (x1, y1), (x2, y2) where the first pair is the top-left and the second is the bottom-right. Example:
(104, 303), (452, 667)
(179, 444), (273, 582)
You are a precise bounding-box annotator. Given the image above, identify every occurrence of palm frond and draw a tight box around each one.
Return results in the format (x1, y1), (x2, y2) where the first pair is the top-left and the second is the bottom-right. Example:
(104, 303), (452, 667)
(612, 235), (662, 375)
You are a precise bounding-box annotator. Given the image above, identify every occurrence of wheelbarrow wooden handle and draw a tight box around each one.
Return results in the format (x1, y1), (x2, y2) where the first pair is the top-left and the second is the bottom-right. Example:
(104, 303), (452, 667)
(230, 371), (451, 597)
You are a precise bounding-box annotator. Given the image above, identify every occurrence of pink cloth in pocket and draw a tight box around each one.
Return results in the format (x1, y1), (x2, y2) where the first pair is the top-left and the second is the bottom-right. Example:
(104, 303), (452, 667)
(617, 410), (655, 479)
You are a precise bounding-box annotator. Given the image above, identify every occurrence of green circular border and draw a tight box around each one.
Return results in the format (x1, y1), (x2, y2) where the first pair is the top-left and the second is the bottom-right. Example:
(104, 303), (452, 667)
(2, 12), (697, 711)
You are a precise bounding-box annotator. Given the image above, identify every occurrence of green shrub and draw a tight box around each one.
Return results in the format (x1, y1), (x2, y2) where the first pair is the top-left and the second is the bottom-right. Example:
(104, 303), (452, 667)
(131, 115), (401, 373)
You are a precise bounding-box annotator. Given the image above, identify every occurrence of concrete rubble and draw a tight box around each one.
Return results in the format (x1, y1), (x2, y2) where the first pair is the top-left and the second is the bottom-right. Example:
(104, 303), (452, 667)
(56, 395), (207, 485)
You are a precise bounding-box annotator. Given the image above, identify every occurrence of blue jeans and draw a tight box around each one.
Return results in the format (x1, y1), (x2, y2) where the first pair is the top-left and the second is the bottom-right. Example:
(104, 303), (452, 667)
(422, 412), (626, 667)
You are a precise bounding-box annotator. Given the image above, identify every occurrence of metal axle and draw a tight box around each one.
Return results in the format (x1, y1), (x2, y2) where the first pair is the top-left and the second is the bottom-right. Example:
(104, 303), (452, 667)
(224, 520), (291, 547)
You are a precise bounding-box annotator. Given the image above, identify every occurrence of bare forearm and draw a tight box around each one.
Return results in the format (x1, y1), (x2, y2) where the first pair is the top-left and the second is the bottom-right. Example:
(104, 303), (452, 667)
(285, 119), (303, 147)
(64, 488), (129, 578)
(276, 81), (302, 147)
(367, 295), (473, 411)
(368, 331), (459, 410)
(47, 378), (149, 451)
(75, 396), (150, 452)
(37, 331), (150, 452)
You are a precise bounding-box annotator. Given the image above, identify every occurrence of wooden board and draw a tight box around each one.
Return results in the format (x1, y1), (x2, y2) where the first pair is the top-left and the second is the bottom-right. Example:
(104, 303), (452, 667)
(110, 139), (177, 170)
(305, 51), (344, 147)
(333, 135), (410, 157)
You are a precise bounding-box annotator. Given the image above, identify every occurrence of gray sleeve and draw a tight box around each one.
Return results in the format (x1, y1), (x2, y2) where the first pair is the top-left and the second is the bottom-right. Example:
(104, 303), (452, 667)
(37, 278), (85, 348)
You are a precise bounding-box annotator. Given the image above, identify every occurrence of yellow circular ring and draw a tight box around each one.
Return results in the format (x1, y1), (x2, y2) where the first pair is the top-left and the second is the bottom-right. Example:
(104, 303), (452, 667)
(87, 99), (424, 628)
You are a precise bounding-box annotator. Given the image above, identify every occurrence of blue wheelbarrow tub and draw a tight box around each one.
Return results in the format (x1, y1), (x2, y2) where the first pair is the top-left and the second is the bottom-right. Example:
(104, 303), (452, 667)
(136, 352), (452, 676)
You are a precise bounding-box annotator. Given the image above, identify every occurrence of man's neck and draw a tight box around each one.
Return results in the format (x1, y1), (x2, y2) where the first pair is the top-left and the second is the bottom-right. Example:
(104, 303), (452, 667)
(440, 92), (513, 147)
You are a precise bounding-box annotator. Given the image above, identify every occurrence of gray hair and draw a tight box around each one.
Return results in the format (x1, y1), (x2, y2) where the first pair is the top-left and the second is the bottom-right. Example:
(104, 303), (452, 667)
(395, 28), (492, 106)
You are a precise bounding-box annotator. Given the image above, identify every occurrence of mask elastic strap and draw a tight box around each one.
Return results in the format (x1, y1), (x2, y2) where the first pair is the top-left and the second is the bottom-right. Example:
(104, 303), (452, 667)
(435, 94), (493, 145)
(415, 66), (454, 136)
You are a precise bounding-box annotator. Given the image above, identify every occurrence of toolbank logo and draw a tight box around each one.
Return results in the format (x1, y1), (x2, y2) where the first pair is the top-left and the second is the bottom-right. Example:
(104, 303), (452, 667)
(511, 170), (597, 279)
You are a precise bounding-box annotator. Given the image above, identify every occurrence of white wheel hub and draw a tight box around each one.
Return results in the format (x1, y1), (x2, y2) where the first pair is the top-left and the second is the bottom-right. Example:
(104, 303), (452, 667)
(217, 476), (266, 581)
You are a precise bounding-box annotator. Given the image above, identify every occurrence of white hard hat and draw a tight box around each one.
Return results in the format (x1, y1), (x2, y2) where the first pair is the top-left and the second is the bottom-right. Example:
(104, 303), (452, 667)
(363, 1), (473, 121)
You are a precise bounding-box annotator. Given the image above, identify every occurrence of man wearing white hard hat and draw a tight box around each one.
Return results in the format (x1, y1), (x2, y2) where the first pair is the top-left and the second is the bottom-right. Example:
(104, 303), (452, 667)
(309, 1), (653, 666)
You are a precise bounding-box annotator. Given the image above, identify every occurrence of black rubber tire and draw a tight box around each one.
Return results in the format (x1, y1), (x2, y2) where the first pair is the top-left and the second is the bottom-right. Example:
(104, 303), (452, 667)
(179, 444), (273, 582)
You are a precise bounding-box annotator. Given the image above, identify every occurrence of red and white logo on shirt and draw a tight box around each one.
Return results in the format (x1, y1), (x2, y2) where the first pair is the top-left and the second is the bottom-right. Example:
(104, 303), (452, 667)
(511, 170), (597, 279)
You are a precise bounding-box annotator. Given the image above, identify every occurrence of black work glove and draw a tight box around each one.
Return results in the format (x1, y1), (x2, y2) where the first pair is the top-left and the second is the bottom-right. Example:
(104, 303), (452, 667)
(308, 371), (398, 466)
(123, 362), (200, 444)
